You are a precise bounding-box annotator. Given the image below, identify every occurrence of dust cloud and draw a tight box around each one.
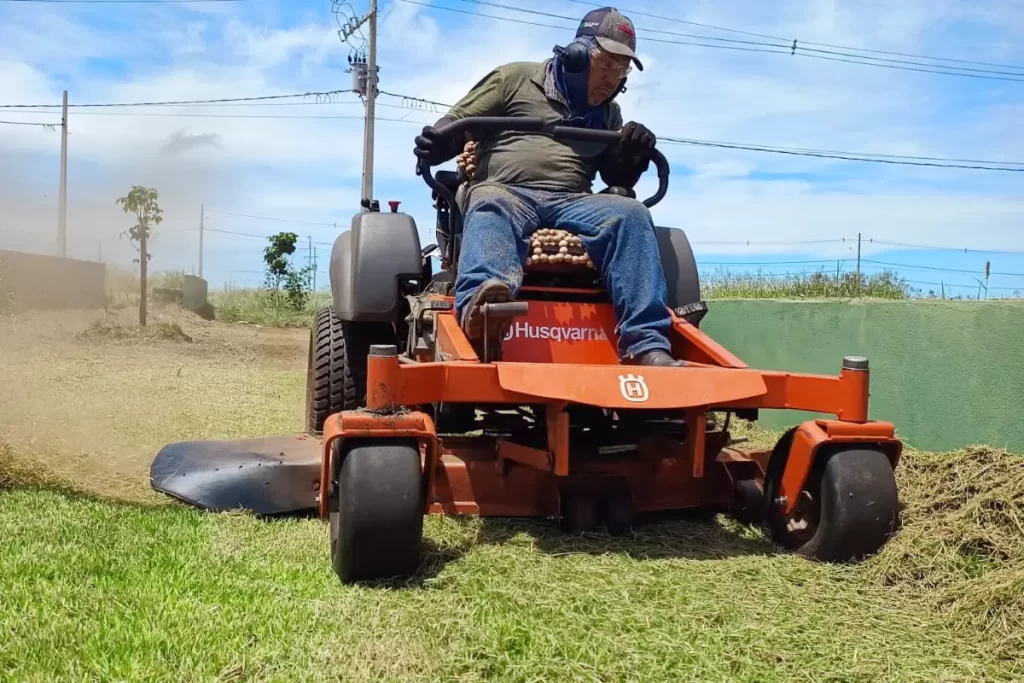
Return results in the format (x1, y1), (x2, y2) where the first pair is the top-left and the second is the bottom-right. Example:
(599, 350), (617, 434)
(0, 128), (239, 276)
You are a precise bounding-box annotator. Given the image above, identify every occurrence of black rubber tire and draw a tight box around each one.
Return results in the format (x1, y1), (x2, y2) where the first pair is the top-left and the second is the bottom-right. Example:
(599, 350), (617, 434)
(731, 478), (765, 525)
(600, 487), (635, 536)
(305, 306), (394, 434)
(329, 440), (424, 583)
(560, 490), (600, 533)
(767, 447), (899, 563)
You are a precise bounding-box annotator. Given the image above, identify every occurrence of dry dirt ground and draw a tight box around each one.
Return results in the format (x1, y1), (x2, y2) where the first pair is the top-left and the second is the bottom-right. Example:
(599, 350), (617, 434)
(0, 305), (307, 502)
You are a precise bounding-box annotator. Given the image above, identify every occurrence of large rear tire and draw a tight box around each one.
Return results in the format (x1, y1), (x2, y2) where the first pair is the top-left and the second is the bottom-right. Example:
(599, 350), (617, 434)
(305, 306), (394, 434)
(766, 444), (899, 562)
(329, 440), (424, 583)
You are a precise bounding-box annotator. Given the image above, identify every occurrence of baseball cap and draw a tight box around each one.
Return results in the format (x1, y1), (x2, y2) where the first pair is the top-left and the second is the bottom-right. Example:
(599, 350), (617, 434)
(575, 7), (643, 71)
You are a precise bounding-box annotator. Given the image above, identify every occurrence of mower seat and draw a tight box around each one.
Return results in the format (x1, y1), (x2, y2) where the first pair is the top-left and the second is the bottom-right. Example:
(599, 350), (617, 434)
(433, 170), (461, 200)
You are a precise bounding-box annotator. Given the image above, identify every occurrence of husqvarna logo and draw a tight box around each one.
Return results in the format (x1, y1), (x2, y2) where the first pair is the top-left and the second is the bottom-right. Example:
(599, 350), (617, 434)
(618, 374), (649, 403)
(504, 321), (609, 343)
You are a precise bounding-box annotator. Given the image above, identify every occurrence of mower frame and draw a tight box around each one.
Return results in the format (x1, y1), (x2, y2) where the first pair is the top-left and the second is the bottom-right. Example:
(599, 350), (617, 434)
(318, 307), (901, 523)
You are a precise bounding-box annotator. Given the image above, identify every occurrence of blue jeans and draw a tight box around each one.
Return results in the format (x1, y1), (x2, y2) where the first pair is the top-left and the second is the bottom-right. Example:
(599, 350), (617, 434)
(453, 183), (673, 359)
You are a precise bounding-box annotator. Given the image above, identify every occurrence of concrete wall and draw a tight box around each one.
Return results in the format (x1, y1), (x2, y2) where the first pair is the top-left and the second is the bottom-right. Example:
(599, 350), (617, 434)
(0, 250), (106, 313)
(702, 300), (1024, 453)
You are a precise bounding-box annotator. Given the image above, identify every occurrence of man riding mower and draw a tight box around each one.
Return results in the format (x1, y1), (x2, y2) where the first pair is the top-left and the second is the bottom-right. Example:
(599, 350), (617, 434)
(415, 7), (684, 368)
(149, 6), (903, 585)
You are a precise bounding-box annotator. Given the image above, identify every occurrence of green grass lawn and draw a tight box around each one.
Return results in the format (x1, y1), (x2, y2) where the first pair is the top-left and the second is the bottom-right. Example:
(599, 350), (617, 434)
(1, 308), (1021, 682)
(0, 488), (1013, 683)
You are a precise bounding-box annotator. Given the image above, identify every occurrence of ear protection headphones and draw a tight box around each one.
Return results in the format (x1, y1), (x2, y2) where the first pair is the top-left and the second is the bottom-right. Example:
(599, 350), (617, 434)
(553, 39), (629, 99)
(553, 39), (592, 73)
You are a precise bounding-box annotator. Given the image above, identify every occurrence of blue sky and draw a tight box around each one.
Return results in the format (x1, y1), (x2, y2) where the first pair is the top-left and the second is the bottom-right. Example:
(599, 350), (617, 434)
(1, 0), (1022, 297)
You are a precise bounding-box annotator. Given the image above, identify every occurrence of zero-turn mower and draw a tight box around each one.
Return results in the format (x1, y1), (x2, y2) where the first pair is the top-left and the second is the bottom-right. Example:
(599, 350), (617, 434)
(151, 117), (902, 584)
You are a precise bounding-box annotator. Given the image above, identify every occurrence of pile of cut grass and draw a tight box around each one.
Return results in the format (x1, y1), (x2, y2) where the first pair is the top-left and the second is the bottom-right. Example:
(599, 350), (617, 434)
(865, 446), (1024, 661)
(0, 442), (67, 492)
(77, 318), (193, 343)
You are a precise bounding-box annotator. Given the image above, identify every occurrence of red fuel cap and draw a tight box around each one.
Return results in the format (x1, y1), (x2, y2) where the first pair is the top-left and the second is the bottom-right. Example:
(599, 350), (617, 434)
(388, 200), (401, 213)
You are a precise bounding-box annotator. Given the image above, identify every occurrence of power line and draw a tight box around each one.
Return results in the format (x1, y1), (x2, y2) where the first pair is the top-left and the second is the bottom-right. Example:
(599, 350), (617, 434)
(662, 138), (1024, 167)
(400, 0), (791, 58)
(862, 259), (1024, 278)
(367, 88), (1024, 171)
(196, 227), (333, 247)
(8, 84), (1019, 171)
(0, 110), (433, 124)
(903, 279), (1020, 292)
(378, 89), (451, 110)
(558, 0), (1024, 73)
(460, 0), (1024, 78)
(0, 90), (352, 109)
(786, 51), (1024, 82)
(206, 209), (339, 228)
(692, 241), (851, 249)
(700, 268), (853, 279)
(696, 259), (839, 266)
(452, 0), (794, 50)
(661, 137), (1024, 172)
(201, 227), (270, 239)
(864, 239), (1024, 256)
(0, 119), (58, 128)
(409, 0), (1024, 82)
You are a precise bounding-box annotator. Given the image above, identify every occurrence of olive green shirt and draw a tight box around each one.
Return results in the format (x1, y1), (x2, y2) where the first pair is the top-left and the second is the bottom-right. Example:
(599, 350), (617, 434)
(444, 60), (624, 194)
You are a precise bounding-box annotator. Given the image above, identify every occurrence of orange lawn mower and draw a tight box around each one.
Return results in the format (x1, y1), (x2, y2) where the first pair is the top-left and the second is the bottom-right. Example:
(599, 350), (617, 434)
(151, 117), (903, 584)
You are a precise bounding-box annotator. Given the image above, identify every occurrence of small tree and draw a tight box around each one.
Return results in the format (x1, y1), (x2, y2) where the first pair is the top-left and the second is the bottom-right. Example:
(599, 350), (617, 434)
(116, 185), (163, 326)
(263, 231), (312, 311)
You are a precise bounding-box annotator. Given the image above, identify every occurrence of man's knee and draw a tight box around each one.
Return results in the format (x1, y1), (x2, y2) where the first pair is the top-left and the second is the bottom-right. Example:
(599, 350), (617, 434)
(612, 196), (654, 225)
(587, 194), (654, 231)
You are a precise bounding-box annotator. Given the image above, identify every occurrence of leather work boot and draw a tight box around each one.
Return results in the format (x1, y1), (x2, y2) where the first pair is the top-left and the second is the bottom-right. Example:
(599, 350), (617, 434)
(460, 278), (515, 362)
(623, 349), (687, 367)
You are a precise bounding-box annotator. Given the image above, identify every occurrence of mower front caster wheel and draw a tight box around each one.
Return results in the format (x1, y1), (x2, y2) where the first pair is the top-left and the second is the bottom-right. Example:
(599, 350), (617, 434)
(767, 445), (899, 563)
(600, 488), (635, 536)
(559, 490), (600, 533)
(329, 440), (424, 583)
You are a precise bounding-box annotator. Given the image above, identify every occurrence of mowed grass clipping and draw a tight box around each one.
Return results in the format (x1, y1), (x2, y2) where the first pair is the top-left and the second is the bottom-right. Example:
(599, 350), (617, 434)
(1, 307), (1022, 682)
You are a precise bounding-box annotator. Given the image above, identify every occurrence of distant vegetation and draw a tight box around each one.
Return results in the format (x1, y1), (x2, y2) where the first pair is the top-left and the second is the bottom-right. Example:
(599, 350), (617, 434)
(211, 288), (331, 328)
(703, 268), (910, 300)
(202, 265), (1022, 329)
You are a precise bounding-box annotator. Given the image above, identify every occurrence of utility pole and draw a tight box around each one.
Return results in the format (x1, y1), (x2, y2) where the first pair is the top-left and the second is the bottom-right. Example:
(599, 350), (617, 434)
(856, 232), (862, 294)
(312, 246), (318, 291)
(342, 2), (379, 208)
(361, 0), (378, 206)
(58, 90), (68, 257)
(199, 203), (205, 279)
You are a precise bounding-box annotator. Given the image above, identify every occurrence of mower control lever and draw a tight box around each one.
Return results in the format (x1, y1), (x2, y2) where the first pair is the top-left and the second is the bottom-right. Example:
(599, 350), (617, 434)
(480, 300), (529, 363)
(480, 301), (529, 318)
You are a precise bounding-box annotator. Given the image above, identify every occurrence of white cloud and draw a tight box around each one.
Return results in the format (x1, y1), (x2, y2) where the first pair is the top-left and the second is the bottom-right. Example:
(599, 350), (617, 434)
(0, 0), (1022, 285)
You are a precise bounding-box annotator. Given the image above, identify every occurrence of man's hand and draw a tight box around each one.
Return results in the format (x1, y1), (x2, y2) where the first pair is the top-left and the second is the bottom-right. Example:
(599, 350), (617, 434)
(620, 121), (656, 165)
(414, 125), (451, 166)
